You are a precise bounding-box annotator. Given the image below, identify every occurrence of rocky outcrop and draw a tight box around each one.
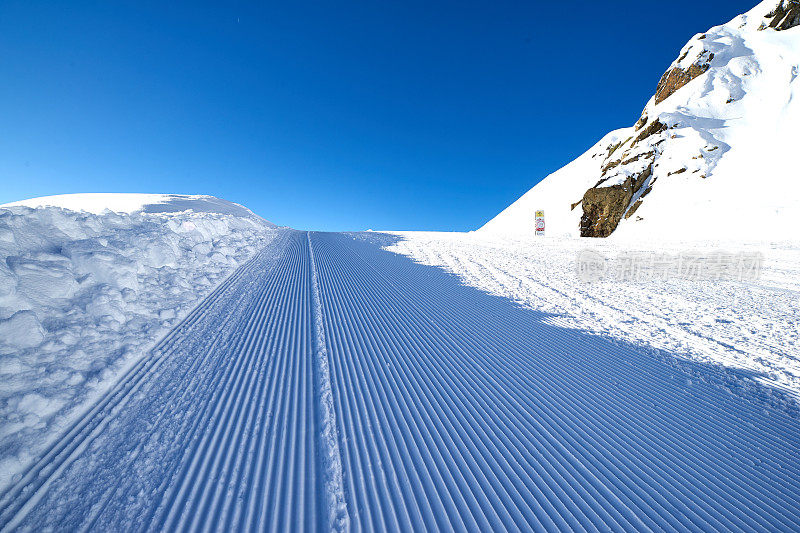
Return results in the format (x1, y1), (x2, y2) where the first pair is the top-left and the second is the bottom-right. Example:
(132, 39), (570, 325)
(481, 0), (798, 240)
(635, 120), (667, 143)
(654, 51), (714, 105)
(580, 164), (652, 237)
(576, 20), (722, 237)
(761, 0), (800, 31)
(624, 200), (644, 220)
(571, 1), (781, 238)
(580, 182), (634, 237)
(577, 114), (666, 237)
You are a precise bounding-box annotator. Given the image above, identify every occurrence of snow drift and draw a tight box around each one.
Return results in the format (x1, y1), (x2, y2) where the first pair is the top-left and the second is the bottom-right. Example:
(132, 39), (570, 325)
(0, 194), (277, 490)
(2, 193), (272, 221)
(480, 0), (800, 241)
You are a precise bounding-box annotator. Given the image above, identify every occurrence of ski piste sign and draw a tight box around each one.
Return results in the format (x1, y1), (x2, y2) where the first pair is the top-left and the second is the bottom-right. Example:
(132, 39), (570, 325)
(535, 210), (545, 236)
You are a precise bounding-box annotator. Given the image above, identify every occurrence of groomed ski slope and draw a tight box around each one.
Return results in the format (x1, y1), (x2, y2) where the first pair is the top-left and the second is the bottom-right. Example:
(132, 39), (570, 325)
(1, 230), (799, 531)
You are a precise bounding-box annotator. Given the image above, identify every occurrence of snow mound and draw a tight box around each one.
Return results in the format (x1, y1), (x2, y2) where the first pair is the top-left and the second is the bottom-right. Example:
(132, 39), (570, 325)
(0, 198), (279, 490)
(1, 193), (273, 224)
(480, 0), (800, 241)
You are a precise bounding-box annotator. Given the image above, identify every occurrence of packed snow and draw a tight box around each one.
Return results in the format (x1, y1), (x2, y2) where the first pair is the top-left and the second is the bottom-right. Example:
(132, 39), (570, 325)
(0, 195), (277, 491)
(386, 231), (800, 407)
(480, 0), (800, 240)
(2, 231), (798, 530)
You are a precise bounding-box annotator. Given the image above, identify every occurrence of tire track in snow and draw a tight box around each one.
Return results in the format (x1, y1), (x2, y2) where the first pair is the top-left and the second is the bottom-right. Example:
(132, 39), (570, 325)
(307, 232), (349, 532)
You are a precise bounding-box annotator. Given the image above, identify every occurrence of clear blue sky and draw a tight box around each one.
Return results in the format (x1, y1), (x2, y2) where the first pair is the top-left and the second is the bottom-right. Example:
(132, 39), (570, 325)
(0, 0), (757, 231)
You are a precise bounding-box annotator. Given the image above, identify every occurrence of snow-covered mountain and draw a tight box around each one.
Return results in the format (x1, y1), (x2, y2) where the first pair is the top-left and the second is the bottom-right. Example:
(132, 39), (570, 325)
(480, 0), (800, 241)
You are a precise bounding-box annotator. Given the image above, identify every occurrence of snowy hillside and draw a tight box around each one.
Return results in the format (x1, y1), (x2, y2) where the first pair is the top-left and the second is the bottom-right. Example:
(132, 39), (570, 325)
(0, 194), (277, 490)
(480, 0), (800, 240)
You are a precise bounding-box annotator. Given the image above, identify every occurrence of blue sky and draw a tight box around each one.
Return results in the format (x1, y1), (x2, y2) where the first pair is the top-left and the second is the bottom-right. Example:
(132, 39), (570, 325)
(0, 0), (757, 231)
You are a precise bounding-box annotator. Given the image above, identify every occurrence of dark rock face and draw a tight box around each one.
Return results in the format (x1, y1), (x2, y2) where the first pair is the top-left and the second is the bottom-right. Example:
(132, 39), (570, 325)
(763, 0), (800, 31)
(578, 110), (664, 237)
(580, 165), (652, 237)
(580, 181), (635, 238)
(625, 200), (644, 220)
(654, 53), (714, 105)
(635, 120), (667, 143)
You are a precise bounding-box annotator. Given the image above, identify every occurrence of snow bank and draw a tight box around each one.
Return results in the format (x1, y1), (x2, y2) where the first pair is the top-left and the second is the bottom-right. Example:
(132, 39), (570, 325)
(1, 193), (272, 222)
(0, 196), (278, 490)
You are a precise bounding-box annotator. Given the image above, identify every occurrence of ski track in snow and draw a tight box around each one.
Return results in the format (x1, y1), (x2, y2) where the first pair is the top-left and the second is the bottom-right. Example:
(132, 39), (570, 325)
(1, 230), (799, 531)
(387, 232), (800, 405)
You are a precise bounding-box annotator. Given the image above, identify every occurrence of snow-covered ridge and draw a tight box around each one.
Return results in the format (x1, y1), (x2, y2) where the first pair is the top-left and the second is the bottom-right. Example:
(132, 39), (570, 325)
(480, 0), (800, 241)
(1, 193), (273, 223)
(0, 194), (278, 490)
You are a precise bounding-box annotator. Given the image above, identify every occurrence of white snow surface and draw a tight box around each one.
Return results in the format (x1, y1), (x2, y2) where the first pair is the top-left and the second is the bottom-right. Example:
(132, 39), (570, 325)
(480, 0), (800, 241)
(3, 229), (798, 530)
(0, 195), (277, 490)
(1, 193), (272, 222)
(387, 231), (800, 402)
